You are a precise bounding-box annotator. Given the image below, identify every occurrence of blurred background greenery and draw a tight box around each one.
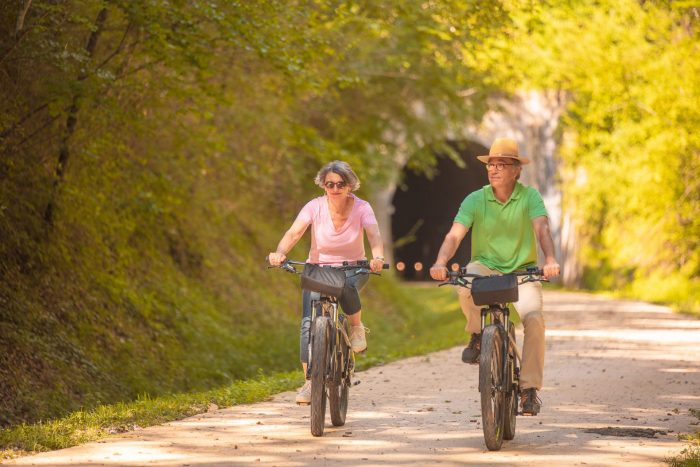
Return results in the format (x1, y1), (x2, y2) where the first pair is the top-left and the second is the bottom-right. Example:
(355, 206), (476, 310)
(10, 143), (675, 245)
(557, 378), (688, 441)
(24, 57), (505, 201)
(0, 0), (698, 429)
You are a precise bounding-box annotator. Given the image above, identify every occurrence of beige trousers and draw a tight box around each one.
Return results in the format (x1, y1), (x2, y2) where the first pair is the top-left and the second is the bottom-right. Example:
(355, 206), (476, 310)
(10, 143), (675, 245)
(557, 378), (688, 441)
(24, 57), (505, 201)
(457, 262), (544, 390)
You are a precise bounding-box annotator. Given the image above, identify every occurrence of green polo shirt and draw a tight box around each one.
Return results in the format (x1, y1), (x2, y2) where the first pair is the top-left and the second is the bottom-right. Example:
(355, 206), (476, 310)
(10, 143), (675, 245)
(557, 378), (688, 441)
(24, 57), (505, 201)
(454, 182), (548, 273)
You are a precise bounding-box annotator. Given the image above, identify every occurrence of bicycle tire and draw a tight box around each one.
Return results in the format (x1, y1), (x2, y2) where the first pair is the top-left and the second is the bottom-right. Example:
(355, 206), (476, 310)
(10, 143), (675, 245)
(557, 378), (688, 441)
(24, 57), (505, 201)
(503, 323), (517, 440)
(479, 324), (505, 451)
(310, 316), (330, 437)
(329, 317), (351, 426)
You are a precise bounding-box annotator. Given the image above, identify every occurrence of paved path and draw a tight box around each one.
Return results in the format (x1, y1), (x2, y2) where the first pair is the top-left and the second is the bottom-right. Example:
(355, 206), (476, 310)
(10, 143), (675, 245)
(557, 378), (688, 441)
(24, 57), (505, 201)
(5, 291), (700, 466)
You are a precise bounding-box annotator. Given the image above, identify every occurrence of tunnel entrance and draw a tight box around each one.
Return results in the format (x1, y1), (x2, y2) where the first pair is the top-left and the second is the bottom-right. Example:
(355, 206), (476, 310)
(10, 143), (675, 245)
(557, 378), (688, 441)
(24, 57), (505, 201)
(391, 140), (489, 280)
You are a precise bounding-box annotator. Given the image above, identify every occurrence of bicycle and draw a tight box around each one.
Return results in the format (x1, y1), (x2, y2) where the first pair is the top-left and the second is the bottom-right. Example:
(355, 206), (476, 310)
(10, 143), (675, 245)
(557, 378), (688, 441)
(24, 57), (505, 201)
(268, 259), (388, 437)
(440, 266), (546, 451)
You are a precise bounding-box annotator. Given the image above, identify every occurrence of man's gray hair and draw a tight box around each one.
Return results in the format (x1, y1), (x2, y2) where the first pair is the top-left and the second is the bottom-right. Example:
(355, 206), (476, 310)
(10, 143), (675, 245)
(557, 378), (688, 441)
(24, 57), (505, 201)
(514, 160), (522, 180)
(314, 160), (361, 191)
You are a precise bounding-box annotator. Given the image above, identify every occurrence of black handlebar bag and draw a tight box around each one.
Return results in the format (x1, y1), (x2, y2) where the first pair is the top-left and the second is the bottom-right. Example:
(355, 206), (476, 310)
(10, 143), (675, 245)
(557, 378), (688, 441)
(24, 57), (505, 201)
(471, 273), (519, 306)
(301, 263), (346, 297)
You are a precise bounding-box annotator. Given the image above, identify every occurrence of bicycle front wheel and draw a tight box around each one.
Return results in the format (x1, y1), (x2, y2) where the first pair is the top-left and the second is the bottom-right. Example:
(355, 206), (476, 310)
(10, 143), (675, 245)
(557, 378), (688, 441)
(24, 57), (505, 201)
(503, 323), (517, 441)
(329, 317), (351, 426)
(310, 316), (330, 437)
(479, 324), (505, 451)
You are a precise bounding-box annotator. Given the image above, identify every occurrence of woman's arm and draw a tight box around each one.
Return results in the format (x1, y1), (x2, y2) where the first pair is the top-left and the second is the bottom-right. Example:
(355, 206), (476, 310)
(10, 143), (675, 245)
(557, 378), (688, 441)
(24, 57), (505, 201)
(365, 223), (385, 272)
(268, 218), (309, 265)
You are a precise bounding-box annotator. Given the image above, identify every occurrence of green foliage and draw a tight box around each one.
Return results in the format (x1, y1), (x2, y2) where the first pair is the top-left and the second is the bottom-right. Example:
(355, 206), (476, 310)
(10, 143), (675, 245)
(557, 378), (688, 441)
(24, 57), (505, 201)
(479, 0), (700, 309)
(2, 0), (697, 438)
(1, 0), (499, 427)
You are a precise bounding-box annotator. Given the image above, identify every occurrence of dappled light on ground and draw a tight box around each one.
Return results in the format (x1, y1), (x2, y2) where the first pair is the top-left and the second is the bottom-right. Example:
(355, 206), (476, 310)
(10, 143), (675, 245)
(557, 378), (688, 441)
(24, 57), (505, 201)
(5, 290), (698, 466)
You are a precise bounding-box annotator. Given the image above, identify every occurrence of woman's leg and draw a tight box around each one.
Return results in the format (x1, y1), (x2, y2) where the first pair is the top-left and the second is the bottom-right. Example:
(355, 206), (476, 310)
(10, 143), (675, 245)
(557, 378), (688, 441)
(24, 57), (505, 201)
(296, 290), (317, 404)
(299, 289), (319, 368)
(340, 272), (370, 351)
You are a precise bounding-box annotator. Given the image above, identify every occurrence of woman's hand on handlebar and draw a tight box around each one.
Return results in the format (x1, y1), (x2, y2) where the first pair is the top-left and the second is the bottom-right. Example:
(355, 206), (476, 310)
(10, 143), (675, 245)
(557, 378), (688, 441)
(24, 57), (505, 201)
(429, 263), (449, 281)
(268, 252), (286, 266)
(369, 258), (384, 273)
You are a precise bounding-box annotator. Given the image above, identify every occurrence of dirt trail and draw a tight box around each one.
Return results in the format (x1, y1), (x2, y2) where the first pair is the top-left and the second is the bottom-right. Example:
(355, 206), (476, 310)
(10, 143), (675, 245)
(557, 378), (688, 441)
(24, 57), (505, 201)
(5, 291), (700, 466)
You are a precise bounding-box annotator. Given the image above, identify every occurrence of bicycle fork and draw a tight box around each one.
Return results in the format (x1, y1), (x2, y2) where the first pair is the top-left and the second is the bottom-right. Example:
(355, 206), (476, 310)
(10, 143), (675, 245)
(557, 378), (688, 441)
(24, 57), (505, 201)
(479, 305), (517, 394)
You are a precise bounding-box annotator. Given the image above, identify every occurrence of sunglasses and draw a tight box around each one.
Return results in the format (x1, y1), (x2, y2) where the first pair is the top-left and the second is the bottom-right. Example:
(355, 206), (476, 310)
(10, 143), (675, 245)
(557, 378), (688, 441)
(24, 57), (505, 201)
(324, 181), (347, 189)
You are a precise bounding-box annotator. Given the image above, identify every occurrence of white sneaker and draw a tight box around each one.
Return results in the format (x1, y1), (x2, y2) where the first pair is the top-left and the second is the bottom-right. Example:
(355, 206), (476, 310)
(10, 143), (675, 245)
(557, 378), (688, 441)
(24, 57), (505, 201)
(295, 380), (311, 405)
(350, 324), (368, 353)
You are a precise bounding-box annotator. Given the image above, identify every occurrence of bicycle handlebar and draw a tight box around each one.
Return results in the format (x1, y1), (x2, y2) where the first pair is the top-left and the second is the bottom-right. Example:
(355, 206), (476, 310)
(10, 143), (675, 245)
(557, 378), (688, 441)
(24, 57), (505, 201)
(265, 257), (390, 276)
(439, 266), (547, 288)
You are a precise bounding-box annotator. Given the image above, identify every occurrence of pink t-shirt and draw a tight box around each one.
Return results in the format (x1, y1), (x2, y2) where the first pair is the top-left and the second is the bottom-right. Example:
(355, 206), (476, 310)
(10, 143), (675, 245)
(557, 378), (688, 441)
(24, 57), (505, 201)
(295, 194), (378, 265)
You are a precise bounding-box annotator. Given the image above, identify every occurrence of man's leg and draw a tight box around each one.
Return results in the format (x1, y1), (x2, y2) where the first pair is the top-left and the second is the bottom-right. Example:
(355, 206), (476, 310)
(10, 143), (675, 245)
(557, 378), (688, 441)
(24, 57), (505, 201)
(513, 279), (544, 414)
(456, 262), (494, 362)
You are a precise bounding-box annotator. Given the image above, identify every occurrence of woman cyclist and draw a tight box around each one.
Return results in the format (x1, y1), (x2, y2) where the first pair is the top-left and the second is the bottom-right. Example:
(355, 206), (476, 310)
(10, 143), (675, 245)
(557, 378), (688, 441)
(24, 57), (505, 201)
(268, 161), (385, 404)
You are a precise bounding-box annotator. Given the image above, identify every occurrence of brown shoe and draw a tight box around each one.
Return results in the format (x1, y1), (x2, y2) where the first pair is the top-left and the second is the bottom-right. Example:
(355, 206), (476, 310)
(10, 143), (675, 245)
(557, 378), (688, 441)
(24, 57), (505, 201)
(461, 332), (481, 364)
(521, 388), (541, 415)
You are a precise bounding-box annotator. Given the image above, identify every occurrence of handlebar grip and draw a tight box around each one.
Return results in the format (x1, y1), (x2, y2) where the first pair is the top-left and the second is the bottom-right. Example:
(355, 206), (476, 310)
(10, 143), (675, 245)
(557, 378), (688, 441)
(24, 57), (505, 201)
(382, 263), (390, 270)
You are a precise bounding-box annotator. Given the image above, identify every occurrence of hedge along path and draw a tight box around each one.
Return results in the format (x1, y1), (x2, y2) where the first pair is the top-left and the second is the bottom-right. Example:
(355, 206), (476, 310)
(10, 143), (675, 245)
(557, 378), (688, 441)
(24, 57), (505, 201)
(5, 290), (699, 466)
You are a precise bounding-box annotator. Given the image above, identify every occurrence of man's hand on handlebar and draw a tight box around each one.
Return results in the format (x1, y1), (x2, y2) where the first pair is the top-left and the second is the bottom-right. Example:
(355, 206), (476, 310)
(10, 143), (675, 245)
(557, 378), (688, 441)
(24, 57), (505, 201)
(268, 252), (286, 266)
(542, 259), (560, 280)
(429, 263), (449, 281)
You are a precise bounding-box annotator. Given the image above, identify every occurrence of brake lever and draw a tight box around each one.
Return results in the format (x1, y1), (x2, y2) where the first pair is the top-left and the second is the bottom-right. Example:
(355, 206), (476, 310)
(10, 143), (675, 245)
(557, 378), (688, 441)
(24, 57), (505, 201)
(522, 275), (549, 283)
(359, 268), (381, 276)
(439, 277), (467, 287)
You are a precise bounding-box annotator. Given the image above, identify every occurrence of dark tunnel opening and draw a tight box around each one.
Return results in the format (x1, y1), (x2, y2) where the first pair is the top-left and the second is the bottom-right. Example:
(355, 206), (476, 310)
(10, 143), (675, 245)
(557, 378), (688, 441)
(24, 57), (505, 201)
(391, 140), (489, 280)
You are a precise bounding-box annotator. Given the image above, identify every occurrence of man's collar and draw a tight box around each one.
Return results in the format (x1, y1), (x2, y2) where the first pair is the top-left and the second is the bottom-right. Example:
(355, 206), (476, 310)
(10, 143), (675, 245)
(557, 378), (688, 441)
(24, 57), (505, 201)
(485, 182), (523, 203)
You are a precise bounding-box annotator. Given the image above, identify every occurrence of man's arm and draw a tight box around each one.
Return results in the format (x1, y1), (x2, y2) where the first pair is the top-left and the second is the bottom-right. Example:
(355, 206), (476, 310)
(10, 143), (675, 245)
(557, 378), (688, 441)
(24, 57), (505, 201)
(532, 216), (560, 279)
(429, 222), (469, 281)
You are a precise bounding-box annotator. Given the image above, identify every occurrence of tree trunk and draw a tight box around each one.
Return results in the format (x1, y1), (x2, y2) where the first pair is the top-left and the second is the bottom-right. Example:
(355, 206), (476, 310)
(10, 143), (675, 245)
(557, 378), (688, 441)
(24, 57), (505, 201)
(15, 0), (33, 36)
(44, 7), (108, 226)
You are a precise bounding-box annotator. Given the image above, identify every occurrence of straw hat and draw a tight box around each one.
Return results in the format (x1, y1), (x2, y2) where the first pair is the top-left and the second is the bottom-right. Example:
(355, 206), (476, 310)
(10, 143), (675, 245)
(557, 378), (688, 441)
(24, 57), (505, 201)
(477, 137), (530, 165)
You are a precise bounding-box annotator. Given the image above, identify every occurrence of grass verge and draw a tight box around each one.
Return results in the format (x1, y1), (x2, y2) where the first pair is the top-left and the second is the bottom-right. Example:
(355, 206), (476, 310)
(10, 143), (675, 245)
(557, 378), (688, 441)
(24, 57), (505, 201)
(1, 282), (466, 460)
(0, 371), (303, 460)
(666, 408), (700, 467)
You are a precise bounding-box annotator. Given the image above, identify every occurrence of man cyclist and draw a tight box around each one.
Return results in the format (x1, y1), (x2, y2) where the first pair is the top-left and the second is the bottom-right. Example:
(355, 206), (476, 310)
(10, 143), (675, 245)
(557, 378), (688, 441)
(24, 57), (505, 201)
(429, 137), (560, 415)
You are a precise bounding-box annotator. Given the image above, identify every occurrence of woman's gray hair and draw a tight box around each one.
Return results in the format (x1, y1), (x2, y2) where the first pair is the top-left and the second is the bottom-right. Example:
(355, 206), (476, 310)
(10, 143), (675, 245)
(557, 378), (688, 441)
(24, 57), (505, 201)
(314, 160), (361, 191)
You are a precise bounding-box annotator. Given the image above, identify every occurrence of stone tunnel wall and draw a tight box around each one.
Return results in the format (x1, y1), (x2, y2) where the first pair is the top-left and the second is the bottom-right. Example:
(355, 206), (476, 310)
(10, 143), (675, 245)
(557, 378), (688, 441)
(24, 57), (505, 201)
(370, 90), (581, 287)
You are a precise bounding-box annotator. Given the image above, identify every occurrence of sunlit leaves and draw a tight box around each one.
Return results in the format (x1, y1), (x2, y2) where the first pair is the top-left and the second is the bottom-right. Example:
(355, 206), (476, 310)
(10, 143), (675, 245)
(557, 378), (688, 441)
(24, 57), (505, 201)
(492, 0), (700, 298)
